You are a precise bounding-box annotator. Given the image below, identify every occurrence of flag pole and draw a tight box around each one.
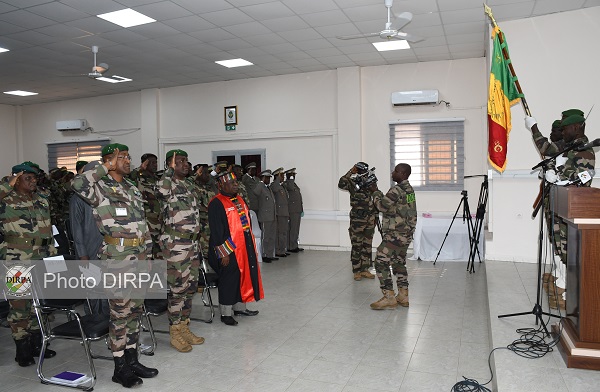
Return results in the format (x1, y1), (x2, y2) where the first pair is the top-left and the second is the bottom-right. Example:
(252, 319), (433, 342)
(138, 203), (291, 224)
(484, 4), (531, 116)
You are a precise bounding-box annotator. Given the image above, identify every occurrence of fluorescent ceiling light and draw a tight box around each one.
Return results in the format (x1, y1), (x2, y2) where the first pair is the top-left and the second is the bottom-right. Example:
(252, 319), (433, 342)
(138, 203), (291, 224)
(97, 8), (156, 28)
(215, 58), (253, 68)
(0, 47), (9, 53)
(372, 40), (410, 52)
(96, 75), (133, 84)
(4, 90), (38, 96)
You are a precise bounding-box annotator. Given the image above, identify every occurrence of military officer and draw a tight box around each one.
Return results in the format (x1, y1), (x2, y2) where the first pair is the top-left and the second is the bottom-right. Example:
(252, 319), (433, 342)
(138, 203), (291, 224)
(157, 150), (205, 353)
(242, 162), (260, 212)
(338, 162), (377, 281)
(1, 163), (57, 367)
(129, 153), (162, 260)
(283, 168), (304, 253)
(253, 170), (277, 262)
(369, 163), (417, 310)
(270, 167), (290, 257)
(72, 143), (158, 388)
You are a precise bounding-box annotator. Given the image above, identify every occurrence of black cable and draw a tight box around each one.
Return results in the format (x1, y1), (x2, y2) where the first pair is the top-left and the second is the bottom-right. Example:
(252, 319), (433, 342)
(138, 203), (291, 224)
(451, 347), (507, 392)
(438, 100), (451, 108)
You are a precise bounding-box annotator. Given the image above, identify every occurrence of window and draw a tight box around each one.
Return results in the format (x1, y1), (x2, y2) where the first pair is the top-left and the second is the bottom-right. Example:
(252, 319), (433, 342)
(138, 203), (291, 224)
(47, 139), (110, 172)
(390, 118), (464, 191)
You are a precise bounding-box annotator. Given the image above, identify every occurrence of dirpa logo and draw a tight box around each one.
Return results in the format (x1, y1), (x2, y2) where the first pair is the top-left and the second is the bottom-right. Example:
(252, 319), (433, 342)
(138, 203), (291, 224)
(5, 265), (35, 297)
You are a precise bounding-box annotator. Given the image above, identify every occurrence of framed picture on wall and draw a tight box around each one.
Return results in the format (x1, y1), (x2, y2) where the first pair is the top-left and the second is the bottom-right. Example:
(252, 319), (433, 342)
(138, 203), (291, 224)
(224, 106), (237, 125)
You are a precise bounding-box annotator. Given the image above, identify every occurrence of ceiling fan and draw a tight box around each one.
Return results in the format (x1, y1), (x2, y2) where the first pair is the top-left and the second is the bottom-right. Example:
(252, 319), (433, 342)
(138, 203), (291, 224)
(87, 45), (109, 78)
(336, 0), (422, 43)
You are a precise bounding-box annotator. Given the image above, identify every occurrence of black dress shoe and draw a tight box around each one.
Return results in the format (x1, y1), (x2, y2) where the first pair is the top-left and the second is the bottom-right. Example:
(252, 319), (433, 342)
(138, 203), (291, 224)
(234, 309), (259, 316)
(289, 248), (300, 253)
(221, 316), (238, 326)
(297, 247), (304, 251)
(262, 257), (272, 263)
(275, 253), (287, 257)
(285, 252), (291, 256)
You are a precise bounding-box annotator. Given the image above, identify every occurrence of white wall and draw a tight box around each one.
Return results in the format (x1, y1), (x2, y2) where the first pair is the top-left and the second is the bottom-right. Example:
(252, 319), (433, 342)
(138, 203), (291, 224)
(0, 104), (19, 175)
(4, 7), (598, 261)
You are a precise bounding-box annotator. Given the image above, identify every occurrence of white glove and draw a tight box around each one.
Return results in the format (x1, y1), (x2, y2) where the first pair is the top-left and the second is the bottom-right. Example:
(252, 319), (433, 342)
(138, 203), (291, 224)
(545, 169), (558, 183)
(525, 116), (537, 131)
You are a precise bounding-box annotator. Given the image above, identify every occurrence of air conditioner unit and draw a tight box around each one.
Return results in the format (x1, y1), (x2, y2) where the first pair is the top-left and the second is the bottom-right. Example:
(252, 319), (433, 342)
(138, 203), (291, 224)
(56, 119), (88, 131)
(391, 90), (439, 106)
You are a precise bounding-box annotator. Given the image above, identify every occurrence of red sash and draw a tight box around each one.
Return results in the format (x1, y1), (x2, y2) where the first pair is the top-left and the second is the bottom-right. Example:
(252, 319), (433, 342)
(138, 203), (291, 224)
(216, 194), (264, 302)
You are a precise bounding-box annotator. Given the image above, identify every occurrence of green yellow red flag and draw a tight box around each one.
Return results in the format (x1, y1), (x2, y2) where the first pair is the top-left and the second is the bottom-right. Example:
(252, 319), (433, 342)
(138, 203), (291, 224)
(487, 26), (523, 173)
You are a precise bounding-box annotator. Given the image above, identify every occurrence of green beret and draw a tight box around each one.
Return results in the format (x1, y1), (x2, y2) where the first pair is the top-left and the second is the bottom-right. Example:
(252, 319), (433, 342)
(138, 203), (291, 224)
(166, 149), (188, 160)
(551, 120), (562, 129)
(12, 164), (38, 175)
(21, 161), (40, 171)
(561, 115), (585, 127)
(76, 160), (88, 171)
(562, 109), (584, 118)
(101, 143), (129, 156)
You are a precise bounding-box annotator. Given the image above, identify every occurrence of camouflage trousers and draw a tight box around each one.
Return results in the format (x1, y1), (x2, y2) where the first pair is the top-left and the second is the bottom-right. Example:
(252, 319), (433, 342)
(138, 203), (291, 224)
(100, 244), (146, 356)
(1, 245), (51, 340)
(553, 216), (568, 264)
(161, 236), (200, 325)
(198, 224), (210, 261)
(374, 231), (412, 291)
(348, 218), (375, 273)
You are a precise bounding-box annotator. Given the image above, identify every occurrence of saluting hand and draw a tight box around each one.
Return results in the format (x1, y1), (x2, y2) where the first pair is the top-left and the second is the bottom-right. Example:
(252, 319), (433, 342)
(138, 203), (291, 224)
(170, 152), (177, 170)
(9, 171), (23, 187)
(105, 148), (119, 171)
(140, 158), (150, 172)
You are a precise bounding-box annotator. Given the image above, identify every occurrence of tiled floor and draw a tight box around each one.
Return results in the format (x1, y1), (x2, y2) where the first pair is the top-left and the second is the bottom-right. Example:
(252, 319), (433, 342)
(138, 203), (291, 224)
(1, 250), (599, 391)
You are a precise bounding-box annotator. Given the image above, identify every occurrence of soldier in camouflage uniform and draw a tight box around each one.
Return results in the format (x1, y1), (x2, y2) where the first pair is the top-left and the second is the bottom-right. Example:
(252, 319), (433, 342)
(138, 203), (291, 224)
(338, 162), (377, 281)
(232, 164), (250, 206)
(129, 153), (162, 260)
(72, 143), (158, 388)
(193, 164), (216, 262)
(157, 150), (205, 353)
(1, 164), (58, 367)
(369, 163), (417, 310)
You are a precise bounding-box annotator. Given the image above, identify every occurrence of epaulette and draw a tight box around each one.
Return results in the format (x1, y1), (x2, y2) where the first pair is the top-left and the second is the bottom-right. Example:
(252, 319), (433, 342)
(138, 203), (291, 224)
(124, 177), (137, 187)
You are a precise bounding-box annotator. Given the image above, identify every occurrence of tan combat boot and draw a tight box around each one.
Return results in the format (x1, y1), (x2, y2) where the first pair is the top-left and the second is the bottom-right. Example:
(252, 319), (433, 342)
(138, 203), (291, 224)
(396, 287), (409, 307)
(370, 290), (398, 310)
(180, 319), (205, 345)
(170, 323), (192, 352)
(353, 272), (362, 281)
(360, 270), (375, 279)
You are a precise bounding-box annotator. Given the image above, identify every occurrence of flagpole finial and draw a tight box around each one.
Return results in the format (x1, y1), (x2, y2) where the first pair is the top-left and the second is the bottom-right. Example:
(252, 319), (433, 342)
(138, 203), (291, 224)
(484, 4), (498, 27)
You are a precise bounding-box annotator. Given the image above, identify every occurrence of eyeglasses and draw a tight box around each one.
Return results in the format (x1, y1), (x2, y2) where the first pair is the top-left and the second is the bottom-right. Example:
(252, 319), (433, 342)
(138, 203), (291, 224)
(117, 155), (132, 160)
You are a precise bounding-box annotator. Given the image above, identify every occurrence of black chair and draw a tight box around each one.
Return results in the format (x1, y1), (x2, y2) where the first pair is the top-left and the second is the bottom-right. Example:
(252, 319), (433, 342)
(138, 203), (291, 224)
(190, 267), (218, 324)
(32, 297), (111, 391)
(139, 298), (168, 356)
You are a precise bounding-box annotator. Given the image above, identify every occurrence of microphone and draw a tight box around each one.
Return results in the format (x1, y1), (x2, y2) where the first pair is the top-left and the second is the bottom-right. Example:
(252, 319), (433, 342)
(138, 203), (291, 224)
(576, 138), (600, 151)
(566, 170), (595, 186)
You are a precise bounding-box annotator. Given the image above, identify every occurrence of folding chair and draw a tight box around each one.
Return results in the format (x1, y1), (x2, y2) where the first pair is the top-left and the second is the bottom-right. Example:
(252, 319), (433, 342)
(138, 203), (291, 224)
(32, 297), (110, 391)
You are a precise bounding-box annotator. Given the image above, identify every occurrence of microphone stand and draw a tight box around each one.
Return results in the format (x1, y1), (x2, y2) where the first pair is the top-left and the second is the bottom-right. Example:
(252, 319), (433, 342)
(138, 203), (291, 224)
(497, 152), (566, 335)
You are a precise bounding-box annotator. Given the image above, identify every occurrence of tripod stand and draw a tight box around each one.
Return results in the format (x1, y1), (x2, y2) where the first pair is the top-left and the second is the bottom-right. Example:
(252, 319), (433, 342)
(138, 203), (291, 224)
(433, 176), (487, 270)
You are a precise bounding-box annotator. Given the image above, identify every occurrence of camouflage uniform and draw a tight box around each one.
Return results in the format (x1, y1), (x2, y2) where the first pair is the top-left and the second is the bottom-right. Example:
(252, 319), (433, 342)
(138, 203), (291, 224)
(193, 180), (216, 261)
(338, 169), (377, 273)
(237, 181), (250, 207)
(130, 168), (162, 259)
(71, 164), (151, 356)
(552, 136), (595, 262)
(157, 168), (201, 325)
(372, 180), (417, 290)
(0, 181), (56, 341)
(242, 173), (260, 211)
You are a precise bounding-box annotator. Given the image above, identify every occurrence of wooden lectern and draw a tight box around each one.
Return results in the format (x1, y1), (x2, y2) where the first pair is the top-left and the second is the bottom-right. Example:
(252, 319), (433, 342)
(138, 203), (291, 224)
(551, 186), (600, 370)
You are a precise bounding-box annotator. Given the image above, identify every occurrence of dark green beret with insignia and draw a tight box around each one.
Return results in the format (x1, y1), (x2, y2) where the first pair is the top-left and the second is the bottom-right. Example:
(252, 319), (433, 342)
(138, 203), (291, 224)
(76, 160), (88, 171)
(166, 149), (188, 159)
(562, 109), (584, 118)
(12, 164), (38, 175)
(21, 161), (40, 171)
(561, 115), (585, 127)
(552, 120), (562, 129)
(101, 143), (129, 156)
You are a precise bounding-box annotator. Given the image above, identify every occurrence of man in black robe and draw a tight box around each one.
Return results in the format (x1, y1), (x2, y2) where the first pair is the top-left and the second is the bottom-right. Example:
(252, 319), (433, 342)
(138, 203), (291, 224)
(208, 171), (264, 326)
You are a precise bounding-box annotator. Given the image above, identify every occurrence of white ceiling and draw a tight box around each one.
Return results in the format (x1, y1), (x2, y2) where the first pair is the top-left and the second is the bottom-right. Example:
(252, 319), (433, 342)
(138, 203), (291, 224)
(0, 0), (597, 105)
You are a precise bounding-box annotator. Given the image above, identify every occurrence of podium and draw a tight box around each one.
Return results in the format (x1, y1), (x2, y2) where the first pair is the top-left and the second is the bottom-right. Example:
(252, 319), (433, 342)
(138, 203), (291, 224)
(551, 186), (600, 370)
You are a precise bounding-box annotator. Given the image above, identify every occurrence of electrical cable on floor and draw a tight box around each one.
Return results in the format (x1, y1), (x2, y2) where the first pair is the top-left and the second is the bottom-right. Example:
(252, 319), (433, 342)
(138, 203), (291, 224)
(451, 347), (507, 392)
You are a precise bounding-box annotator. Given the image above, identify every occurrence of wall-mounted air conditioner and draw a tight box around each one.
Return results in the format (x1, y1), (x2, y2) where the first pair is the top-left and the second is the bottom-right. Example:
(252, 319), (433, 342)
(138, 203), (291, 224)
(56, 119), (88, 131)
(391, 90), (439, 106)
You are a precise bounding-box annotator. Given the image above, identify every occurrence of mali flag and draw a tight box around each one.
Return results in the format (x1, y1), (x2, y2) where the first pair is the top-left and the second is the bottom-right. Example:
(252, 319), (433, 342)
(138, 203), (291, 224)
(487, 26), (523, 173)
